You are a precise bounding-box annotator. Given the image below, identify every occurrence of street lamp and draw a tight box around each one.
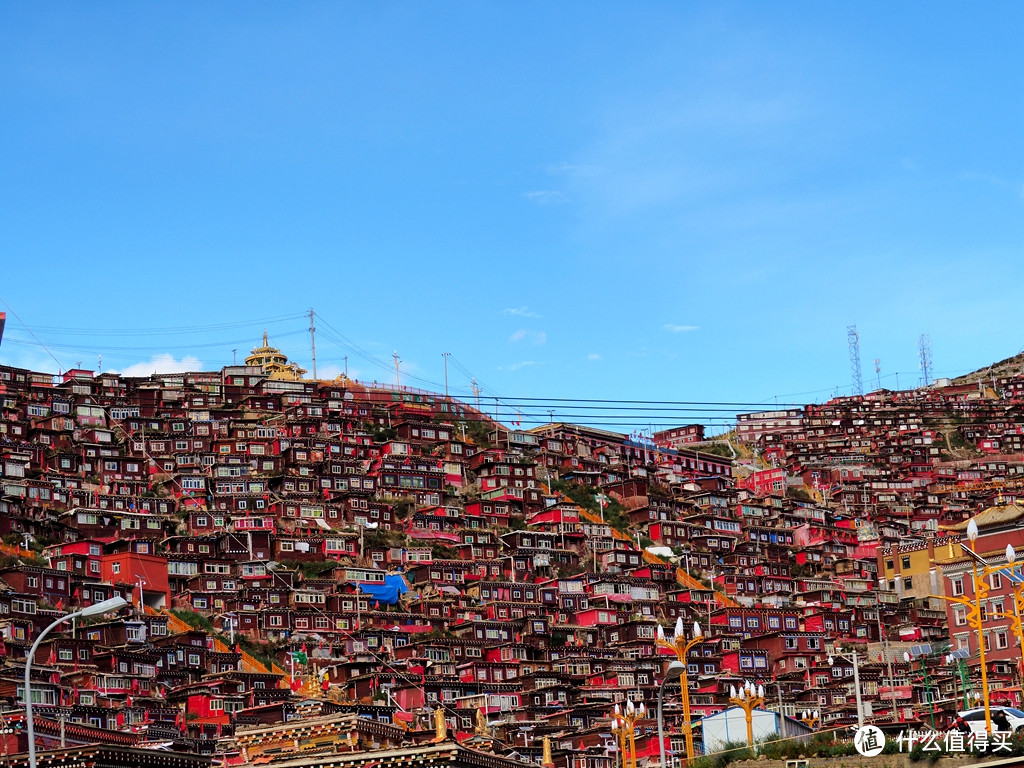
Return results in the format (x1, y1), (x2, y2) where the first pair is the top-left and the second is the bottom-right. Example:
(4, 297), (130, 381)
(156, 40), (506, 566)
(728, 680), (765, 750)
(996, 545), (1024, 683)
(903, 651), (936, 729)
(966, 518), (993, 734)
(25, 596), (128, 768)
(828, 651), (864, 729)
(655, 618), (703, 764)
(614, 699), (646, 768)
(946, 653), (971, 710)
(612, 707), (628, 768)
(800, 710), (820, 730)
(658, 661), (685, 768)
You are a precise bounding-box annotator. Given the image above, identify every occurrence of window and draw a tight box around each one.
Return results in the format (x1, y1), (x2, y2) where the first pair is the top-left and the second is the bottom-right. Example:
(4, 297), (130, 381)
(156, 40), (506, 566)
(951, 577), (964, 597)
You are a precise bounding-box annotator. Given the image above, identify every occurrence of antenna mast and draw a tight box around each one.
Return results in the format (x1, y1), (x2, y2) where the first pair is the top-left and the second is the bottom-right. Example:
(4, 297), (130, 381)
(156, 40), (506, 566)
(847, 325), (863, 396)
(308, 309), (317, 380)
(918, 334), (933, 386)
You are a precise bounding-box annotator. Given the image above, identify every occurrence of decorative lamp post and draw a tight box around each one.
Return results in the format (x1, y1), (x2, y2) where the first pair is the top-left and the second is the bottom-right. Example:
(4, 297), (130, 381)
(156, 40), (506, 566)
(946, 654), (971, 710)
(998, 545), (1024, 684)
(728, 680), (765, 750)
(828, 651), (864, 728)
(800, 710), (820, 730)
(656, 618), (703, 764)
(966, 518), (993, 734)
(615, 699), (645, 768)
(658, 661), (686, 768)
(903, 651), (936, 729)
(612, 705), (629, 768)
(25, 596), (129, 768)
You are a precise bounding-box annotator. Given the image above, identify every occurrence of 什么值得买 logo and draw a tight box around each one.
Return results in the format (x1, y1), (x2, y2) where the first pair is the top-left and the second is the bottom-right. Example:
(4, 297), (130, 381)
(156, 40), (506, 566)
(854, 725), (886, 757)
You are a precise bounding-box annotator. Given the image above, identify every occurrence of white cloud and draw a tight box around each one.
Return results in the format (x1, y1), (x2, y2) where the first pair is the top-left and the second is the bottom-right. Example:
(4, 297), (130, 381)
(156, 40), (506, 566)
(502, 306), (542, 319)
(510, 329), (546, 345)
(500, 360), (538, 371)
(115, 354), (203, 377)
(315, 363), (361, 381)
(587, 353), (602, 361)
(662, 324), (699, 333)
(523, 190), (568, 205)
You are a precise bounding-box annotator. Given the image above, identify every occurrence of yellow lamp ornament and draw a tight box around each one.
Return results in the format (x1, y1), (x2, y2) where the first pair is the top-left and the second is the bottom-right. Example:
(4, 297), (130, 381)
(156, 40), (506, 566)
(655, 618), (702, 764)
(966, 517), (993, 734)
(728, 680), (765, 750)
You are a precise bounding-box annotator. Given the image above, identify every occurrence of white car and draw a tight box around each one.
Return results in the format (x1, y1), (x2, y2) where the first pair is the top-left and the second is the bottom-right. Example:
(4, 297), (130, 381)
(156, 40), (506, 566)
(954, 706), (1024, 734)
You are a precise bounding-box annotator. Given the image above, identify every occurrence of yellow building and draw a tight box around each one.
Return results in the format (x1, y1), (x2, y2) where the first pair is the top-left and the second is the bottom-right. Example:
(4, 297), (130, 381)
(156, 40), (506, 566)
(246, 332), (307, 381)
(876, 534), (964, 604)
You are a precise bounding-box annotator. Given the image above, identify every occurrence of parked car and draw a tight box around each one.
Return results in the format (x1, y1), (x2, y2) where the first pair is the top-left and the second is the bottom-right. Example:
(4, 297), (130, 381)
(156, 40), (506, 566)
(953, 707), (1024, 734)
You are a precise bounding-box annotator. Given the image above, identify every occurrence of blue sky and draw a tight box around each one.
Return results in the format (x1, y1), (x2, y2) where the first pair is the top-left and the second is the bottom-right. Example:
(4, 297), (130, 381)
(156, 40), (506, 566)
(2, 2), (1022, 430)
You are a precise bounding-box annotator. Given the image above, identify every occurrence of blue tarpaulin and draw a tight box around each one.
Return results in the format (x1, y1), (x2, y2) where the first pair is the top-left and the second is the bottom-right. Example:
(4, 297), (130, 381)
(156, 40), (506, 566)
(352, 573), (409, 605)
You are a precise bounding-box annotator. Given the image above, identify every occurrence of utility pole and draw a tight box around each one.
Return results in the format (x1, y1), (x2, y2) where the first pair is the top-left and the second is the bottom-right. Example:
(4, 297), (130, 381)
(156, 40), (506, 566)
(874, 358), (881, 390)
(344, 356), (348, 378)
(309, 310), (317, 380)
(442, 353), (450, 399)
(471, 378), (481, 411)
(393, 351), (401, 389)
(233, 349), (237, 366)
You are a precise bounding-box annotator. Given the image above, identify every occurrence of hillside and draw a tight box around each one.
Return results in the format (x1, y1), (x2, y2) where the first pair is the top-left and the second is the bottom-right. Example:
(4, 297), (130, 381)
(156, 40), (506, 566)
(952, 349), (1024, 385)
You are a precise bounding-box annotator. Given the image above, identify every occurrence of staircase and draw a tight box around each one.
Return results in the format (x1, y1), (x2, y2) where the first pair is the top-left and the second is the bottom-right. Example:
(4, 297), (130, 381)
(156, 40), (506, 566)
(157, 608), (291, 684)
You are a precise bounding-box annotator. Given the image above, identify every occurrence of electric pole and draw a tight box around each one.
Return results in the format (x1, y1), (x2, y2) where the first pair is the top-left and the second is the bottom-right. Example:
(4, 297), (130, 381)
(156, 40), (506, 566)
(442, 353), (450, 399)
(309, 309), (317, 380)
(471, 378), (481, 410)
(393, 351), (402, 389)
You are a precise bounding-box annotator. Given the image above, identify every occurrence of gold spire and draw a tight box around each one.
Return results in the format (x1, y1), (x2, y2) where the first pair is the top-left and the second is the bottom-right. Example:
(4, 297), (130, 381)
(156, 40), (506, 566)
(475, 708), (491, 736)
(432, 707), (447, 742)
(245, 333), (306, 380)
(542, 737), (555, 768)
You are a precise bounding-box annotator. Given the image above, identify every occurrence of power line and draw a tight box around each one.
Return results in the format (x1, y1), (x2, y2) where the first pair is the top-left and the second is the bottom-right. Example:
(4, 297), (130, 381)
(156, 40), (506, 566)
(21, 312), (306, 337)
(2, 329), (307, 354)
(479, 395), (808, 407)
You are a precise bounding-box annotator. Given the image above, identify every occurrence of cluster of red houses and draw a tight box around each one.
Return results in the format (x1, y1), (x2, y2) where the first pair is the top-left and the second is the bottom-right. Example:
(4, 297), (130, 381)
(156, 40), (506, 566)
(0, 349), (1023, 765)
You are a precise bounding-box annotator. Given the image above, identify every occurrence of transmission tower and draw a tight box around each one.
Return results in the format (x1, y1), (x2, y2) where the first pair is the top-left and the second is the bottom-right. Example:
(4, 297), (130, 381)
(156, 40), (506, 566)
(847, 325), (863, 396)
(918, 334), (933, 386)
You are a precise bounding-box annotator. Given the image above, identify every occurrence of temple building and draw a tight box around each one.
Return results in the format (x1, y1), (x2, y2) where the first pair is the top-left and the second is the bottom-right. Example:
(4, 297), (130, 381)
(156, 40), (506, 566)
(245, 332), (307, 380)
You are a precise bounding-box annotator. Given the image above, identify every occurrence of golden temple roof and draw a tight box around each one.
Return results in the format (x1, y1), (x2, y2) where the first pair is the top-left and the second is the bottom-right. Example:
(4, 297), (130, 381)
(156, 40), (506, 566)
(940, 502), (1024, 532)
(245, 331), (306, 380)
